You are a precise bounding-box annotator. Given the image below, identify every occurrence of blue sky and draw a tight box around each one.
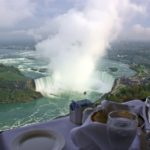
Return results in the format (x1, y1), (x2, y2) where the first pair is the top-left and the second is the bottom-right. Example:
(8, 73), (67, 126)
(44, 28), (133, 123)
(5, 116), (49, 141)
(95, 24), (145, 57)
(0, 0), (150, 42)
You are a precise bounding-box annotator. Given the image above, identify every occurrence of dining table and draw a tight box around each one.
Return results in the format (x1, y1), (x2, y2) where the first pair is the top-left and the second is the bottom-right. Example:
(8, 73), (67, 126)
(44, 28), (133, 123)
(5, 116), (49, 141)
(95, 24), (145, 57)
(0, 99), (149, 150)
(0, 116), (79, 150)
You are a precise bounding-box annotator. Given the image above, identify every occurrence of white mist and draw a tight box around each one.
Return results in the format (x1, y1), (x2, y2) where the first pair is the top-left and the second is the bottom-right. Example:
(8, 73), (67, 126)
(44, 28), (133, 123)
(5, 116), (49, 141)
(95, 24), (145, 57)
(35, 0), (144, 95)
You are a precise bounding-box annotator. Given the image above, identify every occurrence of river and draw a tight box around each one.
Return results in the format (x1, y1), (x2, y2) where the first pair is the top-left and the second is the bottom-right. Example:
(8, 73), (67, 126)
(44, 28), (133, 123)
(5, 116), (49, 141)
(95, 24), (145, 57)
(0, 45), (136, 131)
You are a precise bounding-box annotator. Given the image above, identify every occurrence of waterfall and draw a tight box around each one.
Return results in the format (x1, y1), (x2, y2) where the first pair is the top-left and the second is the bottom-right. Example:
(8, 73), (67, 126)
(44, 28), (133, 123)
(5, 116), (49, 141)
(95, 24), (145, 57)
(89, 71), (115, 93)
(35, 76), (64, 97)
(35, 71), (115, 97)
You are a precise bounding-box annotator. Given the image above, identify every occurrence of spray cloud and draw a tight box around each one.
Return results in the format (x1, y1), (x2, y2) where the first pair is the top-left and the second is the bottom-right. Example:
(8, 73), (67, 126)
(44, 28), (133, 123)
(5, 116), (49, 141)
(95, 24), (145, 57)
(35, 0), (144, 94)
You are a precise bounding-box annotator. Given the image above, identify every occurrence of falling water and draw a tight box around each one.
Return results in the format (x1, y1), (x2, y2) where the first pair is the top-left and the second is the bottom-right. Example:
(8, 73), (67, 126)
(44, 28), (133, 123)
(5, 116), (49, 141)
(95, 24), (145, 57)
(35, 71), (115, 97)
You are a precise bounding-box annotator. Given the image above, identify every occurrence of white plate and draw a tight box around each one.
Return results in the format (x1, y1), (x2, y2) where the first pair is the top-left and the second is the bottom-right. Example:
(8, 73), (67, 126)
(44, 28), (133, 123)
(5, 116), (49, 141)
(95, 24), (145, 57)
(11, 129), (65, 150)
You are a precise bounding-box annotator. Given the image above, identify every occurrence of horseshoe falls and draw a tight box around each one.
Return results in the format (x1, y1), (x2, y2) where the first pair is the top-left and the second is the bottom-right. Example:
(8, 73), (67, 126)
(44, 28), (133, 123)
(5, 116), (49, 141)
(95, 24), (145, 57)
(35, 71), (115, 98)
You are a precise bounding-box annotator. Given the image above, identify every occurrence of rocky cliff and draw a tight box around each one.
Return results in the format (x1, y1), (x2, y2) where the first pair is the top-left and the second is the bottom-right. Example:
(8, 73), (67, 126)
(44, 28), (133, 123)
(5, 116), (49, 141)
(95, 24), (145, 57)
(101, 65), (150, 102)
(0, 64), (42, 103)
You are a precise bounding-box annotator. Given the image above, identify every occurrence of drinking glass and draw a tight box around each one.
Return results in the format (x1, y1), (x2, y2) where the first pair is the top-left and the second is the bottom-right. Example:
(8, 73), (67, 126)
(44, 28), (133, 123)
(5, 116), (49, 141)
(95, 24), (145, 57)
(107, 110), (138, 150)
(145, 96), (150, 107)
(145, 96), (150, 123)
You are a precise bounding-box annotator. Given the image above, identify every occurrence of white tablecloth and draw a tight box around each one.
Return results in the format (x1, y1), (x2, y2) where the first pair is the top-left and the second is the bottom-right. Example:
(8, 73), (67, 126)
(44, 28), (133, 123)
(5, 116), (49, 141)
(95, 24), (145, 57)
(1, 116), (79, 150)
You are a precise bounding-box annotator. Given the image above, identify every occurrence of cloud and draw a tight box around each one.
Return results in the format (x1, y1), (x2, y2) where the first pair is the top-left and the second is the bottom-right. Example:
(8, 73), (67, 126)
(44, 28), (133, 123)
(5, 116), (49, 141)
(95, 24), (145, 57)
(125, 24), (150, 41)
(133, 24), (150, 33)
(28, 0), (146, 41)
(27, 19), (60, 41)
(0, 0), (36, 28)
(0, 0), (147, 42)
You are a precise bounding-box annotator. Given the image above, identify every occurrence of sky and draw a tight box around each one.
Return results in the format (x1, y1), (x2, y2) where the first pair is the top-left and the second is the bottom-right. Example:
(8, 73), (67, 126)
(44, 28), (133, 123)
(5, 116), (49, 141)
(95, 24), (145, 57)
(0, 0), (150, 42)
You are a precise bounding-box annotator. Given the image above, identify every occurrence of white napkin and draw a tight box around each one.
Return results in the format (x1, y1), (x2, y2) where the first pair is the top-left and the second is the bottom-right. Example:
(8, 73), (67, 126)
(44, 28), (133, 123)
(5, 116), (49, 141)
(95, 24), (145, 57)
(71, 100), (145, 150)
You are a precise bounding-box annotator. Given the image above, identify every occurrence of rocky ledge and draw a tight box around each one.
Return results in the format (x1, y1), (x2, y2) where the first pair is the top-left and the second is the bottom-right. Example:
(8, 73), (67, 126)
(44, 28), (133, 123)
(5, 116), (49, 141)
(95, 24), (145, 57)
(0, 64), (42, 103)
(101, 64), (150, 102)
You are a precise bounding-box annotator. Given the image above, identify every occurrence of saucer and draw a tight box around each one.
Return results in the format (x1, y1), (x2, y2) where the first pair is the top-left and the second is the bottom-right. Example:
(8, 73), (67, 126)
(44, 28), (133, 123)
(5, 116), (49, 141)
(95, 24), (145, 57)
(11, 129), (65, 150)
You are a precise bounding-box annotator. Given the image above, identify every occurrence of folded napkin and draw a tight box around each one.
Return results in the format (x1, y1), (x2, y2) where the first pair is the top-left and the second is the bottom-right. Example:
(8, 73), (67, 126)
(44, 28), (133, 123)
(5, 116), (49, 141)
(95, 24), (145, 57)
(71, 100), (145, 150)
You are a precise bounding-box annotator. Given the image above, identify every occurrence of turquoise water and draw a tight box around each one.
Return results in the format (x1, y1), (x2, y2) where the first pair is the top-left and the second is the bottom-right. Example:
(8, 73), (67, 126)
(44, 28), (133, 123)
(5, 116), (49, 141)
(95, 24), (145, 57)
(0, 47), (136, 131)
(0, 91), (95, 131)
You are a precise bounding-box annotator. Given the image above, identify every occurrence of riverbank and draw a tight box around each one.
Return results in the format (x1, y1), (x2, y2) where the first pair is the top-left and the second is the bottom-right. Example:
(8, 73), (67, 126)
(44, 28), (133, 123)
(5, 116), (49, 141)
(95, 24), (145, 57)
(101, 64), (150, 102)
(0, 64), (42, 103)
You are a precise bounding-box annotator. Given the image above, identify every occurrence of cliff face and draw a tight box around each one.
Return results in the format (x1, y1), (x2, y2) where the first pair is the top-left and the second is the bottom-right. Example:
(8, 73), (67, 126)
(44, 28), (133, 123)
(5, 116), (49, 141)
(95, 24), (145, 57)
(0, 64), (42, 103)
(0, 79), (35, 90)
(102, 75), (150, 102)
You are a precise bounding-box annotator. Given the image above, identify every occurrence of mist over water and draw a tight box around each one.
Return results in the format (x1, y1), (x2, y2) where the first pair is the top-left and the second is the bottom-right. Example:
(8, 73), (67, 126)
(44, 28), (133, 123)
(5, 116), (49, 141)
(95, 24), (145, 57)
(35, 1), (116, 92)
(35, 0), (143, 94)
(35, 71), (115, 97)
